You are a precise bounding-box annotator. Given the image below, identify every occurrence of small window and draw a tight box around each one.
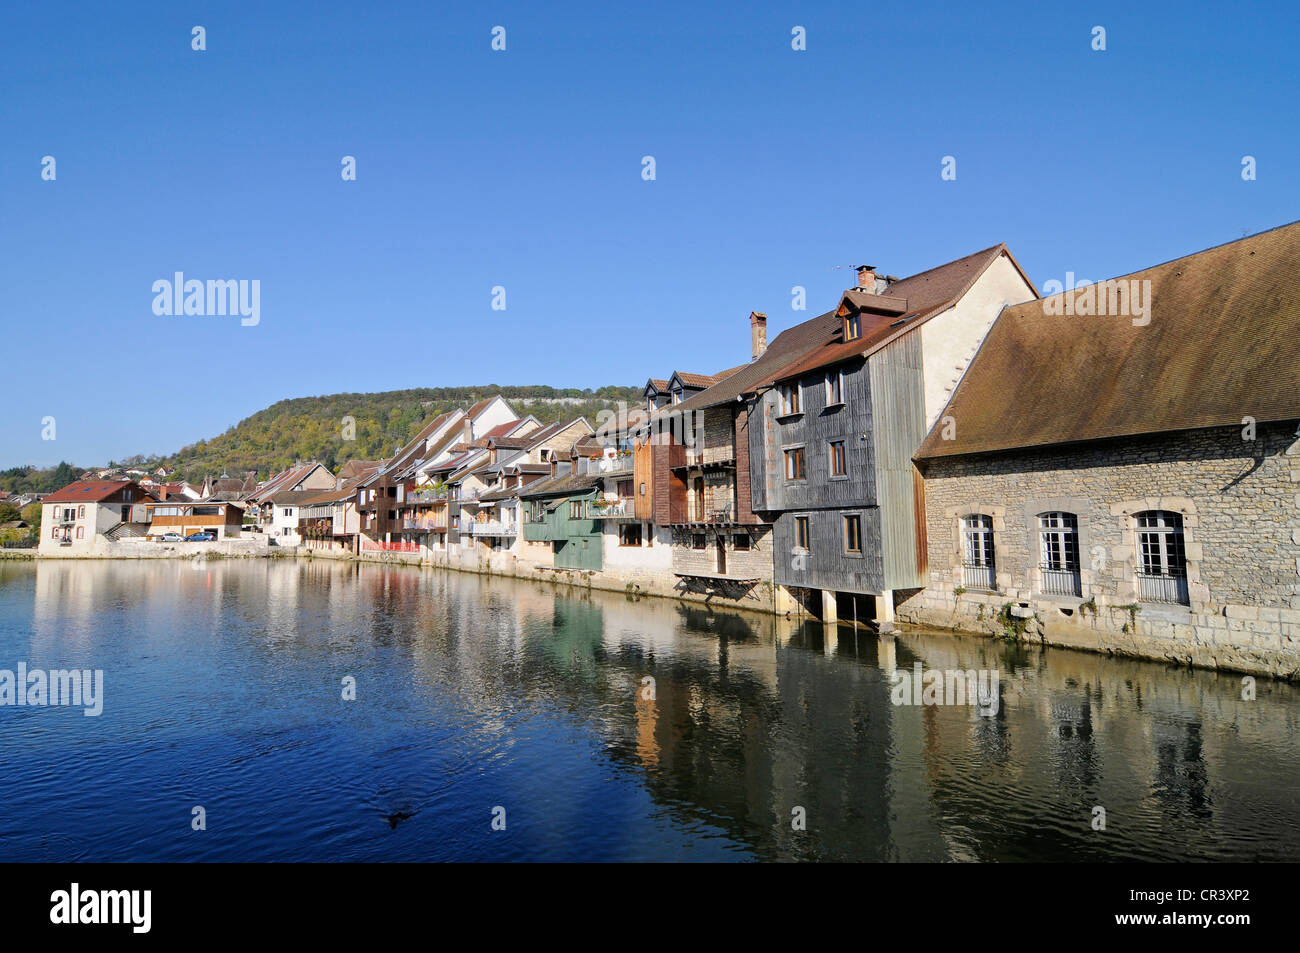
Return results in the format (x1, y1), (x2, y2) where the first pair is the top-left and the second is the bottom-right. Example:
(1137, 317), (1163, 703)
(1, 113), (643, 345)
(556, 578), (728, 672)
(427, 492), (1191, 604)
(639, 482), (646, 497)
(733, 533), (751, 551)
(692, 533), (706, 550)
(77, 505), (85, 518)
(570, 501), (583, 519)
(619, 523), (643, 547)
(617, 479), (633, 498)
(794, 516), (810, 552)
(826, 371), (843, 405)
(845, 314), (861, 341)
(76, 526), (84, 539)
(779, 383), (802, 415)
(844, 515), (861, 554)
(784, 447), (806, 481)
(51, 526), (58, 539)
(829, 440), (846, 477)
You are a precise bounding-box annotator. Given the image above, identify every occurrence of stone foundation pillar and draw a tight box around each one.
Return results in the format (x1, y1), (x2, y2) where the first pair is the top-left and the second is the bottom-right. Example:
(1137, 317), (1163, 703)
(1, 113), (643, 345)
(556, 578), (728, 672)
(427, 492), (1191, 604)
(774, 584), (799, 616)
(820, 589), (838, 624)
(876, 590), (896, 633)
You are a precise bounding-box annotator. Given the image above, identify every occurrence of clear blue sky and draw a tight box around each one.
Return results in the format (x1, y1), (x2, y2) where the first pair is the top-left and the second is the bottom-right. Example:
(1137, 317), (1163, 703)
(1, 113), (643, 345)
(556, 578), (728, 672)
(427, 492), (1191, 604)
(2, 1), (1296, 468)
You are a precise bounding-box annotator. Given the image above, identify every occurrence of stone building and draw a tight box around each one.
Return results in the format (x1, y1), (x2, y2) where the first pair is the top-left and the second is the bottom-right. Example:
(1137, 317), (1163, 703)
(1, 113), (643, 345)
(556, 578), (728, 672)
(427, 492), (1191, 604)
(902, 222), (1300, 678)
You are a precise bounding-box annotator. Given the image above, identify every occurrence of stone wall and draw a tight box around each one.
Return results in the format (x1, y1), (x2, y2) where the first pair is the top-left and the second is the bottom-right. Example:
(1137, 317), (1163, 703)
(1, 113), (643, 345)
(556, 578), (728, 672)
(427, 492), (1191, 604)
(900, 422), (1300, 679)
(669, 525), (775, 608)
(311, 530), (779, 612)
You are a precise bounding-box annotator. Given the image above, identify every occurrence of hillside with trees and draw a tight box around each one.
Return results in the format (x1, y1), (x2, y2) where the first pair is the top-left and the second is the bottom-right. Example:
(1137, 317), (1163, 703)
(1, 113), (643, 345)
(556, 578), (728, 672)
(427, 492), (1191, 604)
(0, 463), (84, 495)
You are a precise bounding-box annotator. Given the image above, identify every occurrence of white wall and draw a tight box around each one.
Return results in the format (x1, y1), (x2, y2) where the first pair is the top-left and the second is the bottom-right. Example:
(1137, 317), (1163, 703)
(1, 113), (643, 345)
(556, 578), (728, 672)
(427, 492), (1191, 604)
(920, 252), (1036, 429)
(602, 522), (674, 572)
(271, 504), (301, 545)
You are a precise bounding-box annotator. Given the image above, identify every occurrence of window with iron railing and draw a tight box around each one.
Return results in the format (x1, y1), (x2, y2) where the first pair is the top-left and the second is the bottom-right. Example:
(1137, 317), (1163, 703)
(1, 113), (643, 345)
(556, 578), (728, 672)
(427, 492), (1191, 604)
(1136, 511), (1189, 605)
(961, 514), (995, 590)
(1038, 511), (1081, 597)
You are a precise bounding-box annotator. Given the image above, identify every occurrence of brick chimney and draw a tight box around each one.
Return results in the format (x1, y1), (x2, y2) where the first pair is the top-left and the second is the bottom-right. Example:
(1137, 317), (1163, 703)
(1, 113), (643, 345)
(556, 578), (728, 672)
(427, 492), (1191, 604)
(750, 311), (767, 360)
(856, 265), (876, 289)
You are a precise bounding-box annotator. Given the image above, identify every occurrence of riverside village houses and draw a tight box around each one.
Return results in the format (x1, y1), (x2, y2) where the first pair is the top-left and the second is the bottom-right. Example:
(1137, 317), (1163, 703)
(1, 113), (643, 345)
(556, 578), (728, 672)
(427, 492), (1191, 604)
(49, 221), (1300, 679)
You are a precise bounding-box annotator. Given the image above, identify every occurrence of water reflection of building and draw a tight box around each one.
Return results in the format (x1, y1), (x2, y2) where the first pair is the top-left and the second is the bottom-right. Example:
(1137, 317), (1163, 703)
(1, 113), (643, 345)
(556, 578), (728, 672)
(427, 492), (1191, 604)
(15, 559), (1300, 861)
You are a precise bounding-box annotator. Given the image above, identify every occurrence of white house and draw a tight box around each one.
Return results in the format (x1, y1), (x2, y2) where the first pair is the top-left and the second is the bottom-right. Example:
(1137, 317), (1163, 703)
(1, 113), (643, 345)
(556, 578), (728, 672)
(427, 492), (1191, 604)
(38, 481), (152, 553)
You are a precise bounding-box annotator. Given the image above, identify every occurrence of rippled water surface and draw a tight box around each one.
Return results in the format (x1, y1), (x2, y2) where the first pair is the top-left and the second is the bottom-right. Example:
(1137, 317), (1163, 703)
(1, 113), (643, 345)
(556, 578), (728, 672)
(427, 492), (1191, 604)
(1, 559), (1297, 861)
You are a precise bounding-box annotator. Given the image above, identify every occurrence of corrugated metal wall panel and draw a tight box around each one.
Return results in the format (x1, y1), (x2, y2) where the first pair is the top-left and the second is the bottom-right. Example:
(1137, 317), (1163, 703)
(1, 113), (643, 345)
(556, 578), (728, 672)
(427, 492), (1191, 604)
(869, 333), (927, 589)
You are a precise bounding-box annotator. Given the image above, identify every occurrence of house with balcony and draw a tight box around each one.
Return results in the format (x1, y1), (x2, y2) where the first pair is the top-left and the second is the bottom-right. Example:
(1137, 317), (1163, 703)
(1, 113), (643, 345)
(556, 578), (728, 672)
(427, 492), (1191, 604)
(636, 310), (827, 608)
(435, 417), (594, 554)
(520, 472), (604, 571)
(901, 222), (1300, 679)
(294, 462), (380, 553)
(750, 245), (1036, 627)
(361, 397), (521, 553)
(38, 481), (153, 552)
(356, 409), (466, 550)
(407, 415), (542, 553)
(588, 457), (674, 580)
(244, 463), (334, 529)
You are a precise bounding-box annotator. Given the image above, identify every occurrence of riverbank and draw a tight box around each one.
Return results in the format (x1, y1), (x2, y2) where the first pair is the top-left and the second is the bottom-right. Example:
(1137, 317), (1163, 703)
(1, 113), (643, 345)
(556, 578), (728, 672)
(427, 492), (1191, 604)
(25, 541), (1300, 681)
(302, 545), (1300, 682)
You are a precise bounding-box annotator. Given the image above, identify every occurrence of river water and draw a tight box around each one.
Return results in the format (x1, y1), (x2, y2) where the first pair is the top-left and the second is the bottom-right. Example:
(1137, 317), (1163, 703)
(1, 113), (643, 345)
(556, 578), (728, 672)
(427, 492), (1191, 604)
(0, 558), (1296, 861)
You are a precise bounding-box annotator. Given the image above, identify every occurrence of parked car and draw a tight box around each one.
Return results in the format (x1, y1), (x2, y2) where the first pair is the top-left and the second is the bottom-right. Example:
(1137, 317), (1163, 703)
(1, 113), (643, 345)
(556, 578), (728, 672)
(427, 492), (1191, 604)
(185, 531), (216, 542)
(159, 532), (183, 542)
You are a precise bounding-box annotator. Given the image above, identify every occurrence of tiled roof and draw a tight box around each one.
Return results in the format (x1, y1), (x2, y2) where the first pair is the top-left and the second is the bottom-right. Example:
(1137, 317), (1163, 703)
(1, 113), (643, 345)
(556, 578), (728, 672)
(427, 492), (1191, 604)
(248, 462), (330, 501)
(522, 417), (591, 451)
(336, 459), (383, 482)
(917, 222), (1300, 458)
(263, 489), (322, 505)
(664, 309), (841, 414)
(44, 481), (143, 503)
(518, 472), (602, 498)
(673, 371), (723, 389)
(765, 244), (1024, 384)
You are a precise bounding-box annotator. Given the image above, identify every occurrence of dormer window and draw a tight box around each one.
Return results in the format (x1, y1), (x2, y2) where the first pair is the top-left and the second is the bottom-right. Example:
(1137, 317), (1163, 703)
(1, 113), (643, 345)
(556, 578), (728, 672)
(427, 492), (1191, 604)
(845, 314), (861, 342)
(672, 389), (682, 404)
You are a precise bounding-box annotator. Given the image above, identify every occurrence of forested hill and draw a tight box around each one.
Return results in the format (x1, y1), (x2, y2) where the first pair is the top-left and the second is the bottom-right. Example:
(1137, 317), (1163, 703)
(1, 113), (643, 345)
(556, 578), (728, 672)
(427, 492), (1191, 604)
(154, 385), (641, 483)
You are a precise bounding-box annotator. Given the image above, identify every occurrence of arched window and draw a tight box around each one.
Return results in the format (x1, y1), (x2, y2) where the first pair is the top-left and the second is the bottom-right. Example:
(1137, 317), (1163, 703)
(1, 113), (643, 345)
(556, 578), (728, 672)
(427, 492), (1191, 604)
(78, 505), (86, 519)
(1135, 511), (1189, 604)
(962, 514), (995, 590)
(1038, 511), (1081, 596)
